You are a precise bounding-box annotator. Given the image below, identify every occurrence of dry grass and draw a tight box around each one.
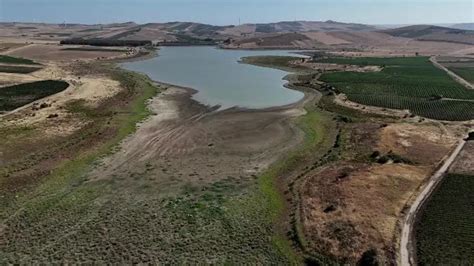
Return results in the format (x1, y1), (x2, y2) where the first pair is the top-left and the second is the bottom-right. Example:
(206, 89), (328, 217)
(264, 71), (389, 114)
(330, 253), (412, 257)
(7, 44), (125, 61)
(300, 162), (430, 263)
(297, 121), (458, 264)
(377, 123), (458, 165)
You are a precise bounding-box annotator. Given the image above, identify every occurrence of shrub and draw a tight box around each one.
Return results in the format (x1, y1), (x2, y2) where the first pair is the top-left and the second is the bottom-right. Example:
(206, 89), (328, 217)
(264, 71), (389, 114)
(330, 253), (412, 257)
(370, 151), (381, 159)
(357, 249), (379, 266)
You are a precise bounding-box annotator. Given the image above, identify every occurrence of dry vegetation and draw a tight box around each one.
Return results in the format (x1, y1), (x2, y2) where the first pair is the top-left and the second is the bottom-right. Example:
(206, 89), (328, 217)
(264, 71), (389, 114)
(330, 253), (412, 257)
(5, 44), (130, 61)
(298, 121), (458, 263)
(1, 22), (473, 264)
(243, 55), (471, 264)
(3, 20), (474, 56)
(0, 42), (312, 264)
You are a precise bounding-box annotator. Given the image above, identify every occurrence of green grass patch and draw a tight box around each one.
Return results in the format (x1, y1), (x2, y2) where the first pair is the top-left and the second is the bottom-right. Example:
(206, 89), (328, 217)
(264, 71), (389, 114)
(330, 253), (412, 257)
(258, 107), (333, 217)
(319, 56), (474, 121)
(255, 105), (336, 262)
(0, 55), (38, 65)
(0, 65), (41, 74)
(0, 80), (69, 111)
(243, 55), (340, 262)
(241, 56), (311, 73)
(415, 173), (474, 265)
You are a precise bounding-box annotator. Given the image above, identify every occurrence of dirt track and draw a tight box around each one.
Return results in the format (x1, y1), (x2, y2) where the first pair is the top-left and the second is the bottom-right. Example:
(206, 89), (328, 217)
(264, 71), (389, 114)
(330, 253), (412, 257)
(399, 137), (467, 266)
(430, 56), (474, 90)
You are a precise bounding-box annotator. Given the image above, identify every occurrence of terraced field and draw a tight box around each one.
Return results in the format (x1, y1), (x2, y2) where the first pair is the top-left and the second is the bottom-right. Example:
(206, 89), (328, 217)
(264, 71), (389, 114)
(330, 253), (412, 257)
(319, 57), (474, 121)
(0, 80), (69, 111)
(415, 174), (474, 265)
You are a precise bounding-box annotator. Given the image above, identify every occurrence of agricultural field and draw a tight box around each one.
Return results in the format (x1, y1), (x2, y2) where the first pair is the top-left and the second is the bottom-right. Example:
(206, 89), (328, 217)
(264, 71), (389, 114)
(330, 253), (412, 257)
(415, 174), (474, 265)
(449, 67), (474, 84)
(0, 55), (38, 65)
(0, 80), (69, 111)
(319, 57), (474, 121)
(0, 65), (41, 74)
(317, 56), (425, 66)
(243, 55), (462, 264)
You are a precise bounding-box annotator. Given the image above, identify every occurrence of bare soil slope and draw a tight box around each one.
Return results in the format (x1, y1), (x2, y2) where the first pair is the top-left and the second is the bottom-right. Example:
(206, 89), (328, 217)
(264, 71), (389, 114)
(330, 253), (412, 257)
(382, 25), (474, 45)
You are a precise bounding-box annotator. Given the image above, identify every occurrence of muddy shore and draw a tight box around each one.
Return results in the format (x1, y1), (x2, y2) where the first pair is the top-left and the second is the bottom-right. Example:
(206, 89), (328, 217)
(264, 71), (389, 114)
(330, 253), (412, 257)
(89, 66), (316, 195)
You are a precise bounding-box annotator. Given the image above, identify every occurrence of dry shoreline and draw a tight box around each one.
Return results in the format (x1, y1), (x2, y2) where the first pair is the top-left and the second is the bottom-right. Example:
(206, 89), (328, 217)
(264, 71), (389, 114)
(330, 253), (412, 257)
(103, 52), (317, 180)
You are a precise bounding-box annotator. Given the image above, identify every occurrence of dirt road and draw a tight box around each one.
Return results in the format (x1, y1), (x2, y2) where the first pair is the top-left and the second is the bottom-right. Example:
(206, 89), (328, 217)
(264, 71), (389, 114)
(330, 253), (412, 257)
(399, 136), (467, 266)
(399, 56), (474, 265)
(430, 56), (474, 90)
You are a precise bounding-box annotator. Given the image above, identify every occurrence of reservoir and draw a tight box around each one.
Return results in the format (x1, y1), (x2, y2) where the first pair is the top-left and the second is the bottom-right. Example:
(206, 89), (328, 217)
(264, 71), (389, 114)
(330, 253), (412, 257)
(122, 46), (305, 109)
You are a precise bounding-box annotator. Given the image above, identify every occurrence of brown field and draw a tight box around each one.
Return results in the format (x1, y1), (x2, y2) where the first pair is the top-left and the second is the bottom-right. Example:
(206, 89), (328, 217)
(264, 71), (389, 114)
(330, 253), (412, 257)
(296, 120), (459, 264)
(2, 21), (474, 57)
(377, 123), (458, 165)
(0, 22), (138, 41)
(327, 32), (474, 56)
(0, 42), (27, 53)
(5, 44), (128, 61)
(224, 30), (474, 56)
(301, 162), (430, 263)
(302, 32), (350, 45)
(231, 33), (314, 49)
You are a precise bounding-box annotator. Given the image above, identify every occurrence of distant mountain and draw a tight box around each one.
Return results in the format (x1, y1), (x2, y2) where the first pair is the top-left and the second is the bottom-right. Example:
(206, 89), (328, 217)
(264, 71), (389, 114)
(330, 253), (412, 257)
(382, 25), (474, 45)
(87, 20), (376, 43)
(242, 20), (376, 33)
(382, 25), (467, 38)
(6, 20), (474, 49)
(450, 23), (474, 31)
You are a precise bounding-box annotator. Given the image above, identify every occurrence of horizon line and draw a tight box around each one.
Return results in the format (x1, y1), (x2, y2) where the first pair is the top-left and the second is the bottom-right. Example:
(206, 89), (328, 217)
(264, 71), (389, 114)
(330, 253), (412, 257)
(0, 19), (473, 27)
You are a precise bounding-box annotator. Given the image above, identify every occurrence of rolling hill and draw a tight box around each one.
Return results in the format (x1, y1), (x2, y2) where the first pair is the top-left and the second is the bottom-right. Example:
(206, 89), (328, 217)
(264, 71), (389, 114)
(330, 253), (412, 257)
(2, 21), (474, 55)
(382, 25), (474, 45)
(451, 23), (474, 31)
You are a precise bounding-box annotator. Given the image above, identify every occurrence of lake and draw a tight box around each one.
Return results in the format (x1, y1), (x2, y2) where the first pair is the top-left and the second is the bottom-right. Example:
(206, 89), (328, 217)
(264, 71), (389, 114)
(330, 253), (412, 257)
(121, 46), (305, 109)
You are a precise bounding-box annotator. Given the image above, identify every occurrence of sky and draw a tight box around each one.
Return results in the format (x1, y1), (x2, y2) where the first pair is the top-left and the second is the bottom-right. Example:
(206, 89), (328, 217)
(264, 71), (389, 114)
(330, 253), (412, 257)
(0, 0), (472, 25)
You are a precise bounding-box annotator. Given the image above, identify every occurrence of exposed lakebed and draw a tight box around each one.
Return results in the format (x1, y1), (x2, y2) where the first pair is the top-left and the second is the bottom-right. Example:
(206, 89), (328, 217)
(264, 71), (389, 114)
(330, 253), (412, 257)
(122, 46), (305, 109)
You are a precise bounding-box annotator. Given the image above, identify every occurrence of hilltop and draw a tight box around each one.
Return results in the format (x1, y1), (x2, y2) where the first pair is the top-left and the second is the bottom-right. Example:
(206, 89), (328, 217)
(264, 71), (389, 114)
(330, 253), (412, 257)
(382, 25), (474, 45)
(1, 21), (474, 55)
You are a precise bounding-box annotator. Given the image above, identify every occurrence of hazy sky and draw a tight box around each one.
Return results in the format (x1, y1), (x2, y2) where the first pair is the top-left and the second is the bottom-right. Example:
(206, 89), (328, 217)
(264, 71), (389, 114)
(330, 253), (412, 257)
(0, 0), (472, 25)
